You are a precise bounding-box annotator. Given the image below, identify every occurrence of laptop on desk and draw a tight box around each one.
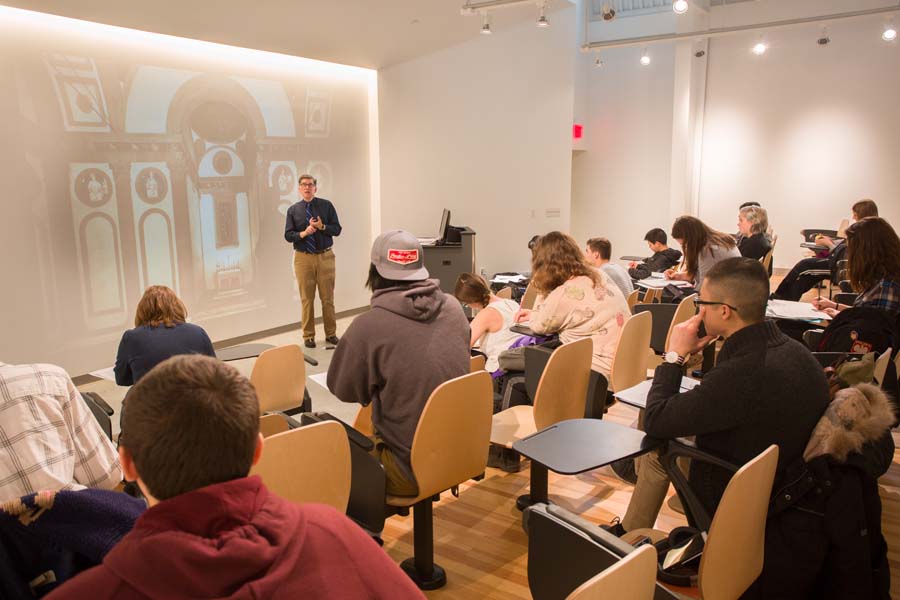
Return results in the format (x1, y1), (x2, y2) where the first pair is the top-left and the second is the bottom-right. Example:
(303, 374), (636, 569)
(416, 208), (450, 246)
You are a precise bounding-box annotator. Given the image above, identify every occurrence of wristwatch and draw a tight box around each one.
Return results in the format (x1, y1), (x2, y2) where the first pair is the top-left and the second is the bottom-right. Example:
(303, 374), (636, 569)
(663, 351), (687, 366)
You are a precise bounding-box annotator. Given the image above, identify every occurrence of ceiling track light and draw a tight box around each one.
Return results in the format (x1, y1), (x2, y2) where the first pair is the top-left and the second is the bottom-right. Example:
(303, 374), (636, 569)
(536, 2), (550, 28)
(673, 0), (689, 15)
(594, 56), (604, 68)
(481, 12), (492, 34)
(883, 21), (898, 42)
(817, 26), (830, 45)
(751, 38), (768, 55)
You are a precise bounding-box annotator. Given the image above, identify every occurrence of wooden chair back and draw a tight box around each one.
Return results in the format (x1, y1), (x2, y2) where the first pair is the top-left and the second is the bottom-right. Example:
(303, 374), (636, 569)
(533, 338), (593, 431)
(566, 544), (657, 600)
(664, 293), (698, 352)
(874, 348), (893, 386)
(609, 311), (652, 393)
(496, 286), (513, 300)
(353, 403), (374, 437)
(641, 288), (662, 304)
(404, 371), (493, 503)
(250, 421), (351, 512)
(761, 248), (774, 273)
(699, 445), (779, 599)
(521, 282), (538, 310)
(626, 289), (640, 312)
(250, 344), (306, 413)
(470, 354), (487, 373)
(259, 413), (290, 438)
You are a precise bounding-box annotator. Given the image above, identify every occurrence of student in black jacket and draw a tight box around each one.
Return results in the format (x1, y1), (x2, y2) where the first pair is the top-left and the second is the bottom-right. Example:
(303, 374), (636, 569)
(114, 286), (215, 386)
(627, 228), (682, 280)
(612, 258), (830, 533)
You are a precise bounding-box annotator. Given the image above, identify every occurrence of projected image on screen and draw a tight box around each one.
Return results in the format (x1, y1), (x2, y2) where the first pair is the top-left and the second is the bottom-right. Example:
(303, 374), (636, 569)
(0, 16), (374, 374)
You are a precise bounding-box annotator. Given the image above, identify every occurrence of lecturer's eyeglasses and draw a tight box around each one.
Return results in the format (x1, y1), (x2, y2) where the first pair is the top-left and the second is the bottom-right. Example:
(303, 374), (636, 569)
(299, 182), (316, 188)
(693, 297), (739, 311)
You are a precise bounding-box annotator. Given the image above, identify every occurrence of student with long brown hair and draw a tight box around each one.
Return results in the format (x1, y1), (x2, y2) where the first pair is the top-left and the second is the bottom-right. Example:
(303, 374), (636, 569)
(811, 217), (900, 316)
(114, 285), (215, 386)
(514, 231), (629, 378)
(665, 216), (740, 290)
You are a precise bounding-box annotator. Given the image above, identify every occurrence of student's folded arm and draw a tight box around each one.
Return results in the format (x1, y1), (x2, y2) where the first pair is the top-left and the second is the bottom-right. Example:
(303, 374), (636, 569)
(643, 364), (750, 440)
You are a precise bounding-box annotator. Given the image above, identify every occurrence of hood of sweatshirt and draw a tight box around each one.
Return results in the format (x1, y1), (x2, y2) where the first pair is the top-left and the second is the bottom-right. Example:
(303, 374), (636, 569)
(661, 248), (682, 262)
(103, 476), (306, 599)
(370, 278), (446, 322)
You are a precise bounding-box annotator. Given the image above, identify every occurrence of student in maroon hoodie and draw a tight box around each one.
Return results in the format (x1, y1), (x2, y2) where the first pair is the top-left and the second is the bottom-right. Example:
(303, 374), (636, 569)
(48, 354), (425, 600)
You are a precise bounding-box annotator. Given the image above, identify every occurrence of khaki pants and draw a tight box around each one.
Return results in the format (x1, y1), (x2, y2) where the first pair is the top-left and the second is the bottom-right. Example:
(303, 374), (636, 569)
(622, 450), (671, 531)
(293, 249), (336, 341)
(371, 437), (418, 497)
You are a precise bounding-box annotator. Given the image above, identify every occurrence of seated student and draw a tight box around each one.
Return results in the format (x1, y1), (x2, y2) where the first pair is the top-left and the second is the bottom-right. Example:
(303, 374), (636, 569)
(48, 355), (424, 600)
(772, 199), (878, 301)
(454, 272), (523, 374)
(585, 237), (634, 297)
(0, 361), (121, 502)
(736, 204), (773, 261)
(609, 258), (829, 534)
(515, 231), (629, 381)
(627, 228), (682, 280)
(328, 231), (469, 497)
(664, 216), (741, 291)
(114, 285), (215, 386)
(811, 217), (900, 316)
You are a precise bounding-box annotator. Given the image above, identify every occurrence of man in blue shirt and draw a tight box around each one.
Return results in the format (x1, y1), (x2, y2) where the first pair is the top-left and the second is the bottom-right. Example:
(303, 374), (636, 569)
(284, 175), (342, 348)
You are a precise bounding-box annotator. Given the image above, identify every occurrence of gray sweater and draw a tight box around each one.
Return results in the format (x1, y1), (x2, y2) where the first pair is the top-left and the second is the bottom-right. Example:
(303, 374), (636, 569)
(327, 279), (470, 483)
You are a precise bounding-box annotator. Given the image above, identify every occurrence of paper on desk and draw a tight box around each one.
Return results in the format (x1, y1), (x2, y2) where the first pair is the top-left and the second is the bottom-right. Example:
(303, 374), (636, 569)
(614, 377), (700, 409)
(766, 299), (832, 321)
(491, 274), (527, 284)
(636, 278), (692, 289)
(89, 367), (118, 383)
(308, 372), (329, 389)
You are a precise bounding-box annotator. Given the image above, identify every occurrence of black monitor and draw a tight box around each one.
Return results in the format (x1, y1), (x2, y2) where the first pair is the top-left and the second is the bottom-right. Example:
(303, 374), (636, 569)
(436, 208), (451, 245)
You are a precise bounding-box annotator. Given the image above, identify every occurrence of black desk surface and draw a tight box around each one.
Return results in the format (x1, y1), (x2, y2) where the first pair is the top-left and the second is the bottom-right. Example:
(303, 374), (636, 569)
(510, 323), (536, 336)
(217, 343), (275, 362)
(513, 419), (662, 475)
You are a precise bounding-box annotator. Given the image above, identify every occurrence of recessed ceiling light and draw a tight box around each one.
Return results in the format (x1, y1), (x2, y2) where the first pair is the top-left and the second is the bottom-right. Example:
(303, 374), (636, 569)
(640, 50), (651, 66)
(883, 25), (898, 42)
(752, 41), (768, 55)
(673, 0), (689, 15)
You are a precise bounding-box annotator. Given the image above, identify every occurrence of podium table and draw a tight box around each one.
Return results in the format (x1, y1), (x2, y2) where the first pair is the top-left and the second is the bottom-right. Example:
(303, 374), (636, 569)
(421, 227), (476, 294)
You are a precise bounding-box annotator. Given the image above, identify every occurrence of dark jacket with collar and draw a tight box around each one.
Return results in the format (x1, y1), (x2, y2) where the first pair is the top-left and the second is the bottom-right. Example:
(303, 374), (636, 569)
(644, 320), (830, 517)
(284, 197), (342, 252)
(628, 248), (682, 280)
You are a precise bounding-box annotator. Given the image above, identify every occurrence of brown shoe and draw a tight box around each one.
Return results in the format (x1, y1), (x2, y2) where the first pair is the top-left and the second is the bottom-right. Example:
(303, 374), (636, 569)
(325, 335), (340, 346)
(304, 338), (316, 349)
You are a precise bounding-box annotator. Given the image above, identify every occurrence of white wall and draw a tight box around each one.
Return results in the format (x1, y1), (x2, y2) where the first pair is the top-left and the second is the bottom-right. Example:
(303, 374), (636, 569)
(378, 7), (577, 276)
(571, 43), (677, 260)
(698, 16), (900, 266)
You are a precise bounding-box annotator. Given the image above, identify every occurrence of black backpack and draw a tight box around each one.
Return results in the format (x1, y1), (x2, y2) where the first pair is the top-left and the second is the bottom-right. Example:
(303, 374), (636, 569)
(817, 307), (900, 423)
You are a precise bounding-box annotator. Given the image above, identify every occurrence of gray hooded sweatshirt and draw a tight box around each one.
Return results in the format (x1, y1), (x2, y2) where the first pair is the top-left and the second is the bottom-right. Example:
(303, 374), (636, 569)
(327, 279), (470, 483)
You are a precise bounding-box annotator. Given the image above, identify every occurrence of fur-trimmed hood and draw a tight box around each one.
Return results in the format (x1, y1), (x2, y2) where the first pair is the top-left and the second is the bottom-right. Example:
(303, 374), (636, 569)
(804, 383), (895, 463)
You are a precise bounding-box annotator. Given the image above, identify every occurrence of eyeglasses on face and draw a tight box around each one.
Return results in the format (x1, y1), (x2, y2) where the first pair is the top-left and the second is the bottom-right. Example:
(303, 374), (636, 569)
(299, 182), (316, 188)
(693, 297), (739, 311)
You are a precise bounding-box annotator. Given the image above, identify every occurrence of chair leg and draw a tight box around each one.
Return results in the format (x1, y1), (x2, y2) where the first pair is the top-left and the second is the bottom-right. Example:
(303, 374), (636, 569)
(399, 498), (447, 590)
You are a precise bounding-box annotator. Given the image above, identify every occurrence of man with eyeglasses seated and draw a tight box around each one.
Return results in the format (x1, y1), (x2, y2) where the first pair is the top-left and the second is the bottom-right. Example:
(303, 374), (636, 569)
(606, 257), (829, 536)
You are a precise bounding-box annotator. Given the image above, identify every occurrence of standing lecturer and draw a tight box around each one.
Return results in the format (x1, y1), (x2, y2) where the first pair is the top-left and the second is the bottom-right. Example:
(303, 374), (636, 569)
(285, 174), (342, 348)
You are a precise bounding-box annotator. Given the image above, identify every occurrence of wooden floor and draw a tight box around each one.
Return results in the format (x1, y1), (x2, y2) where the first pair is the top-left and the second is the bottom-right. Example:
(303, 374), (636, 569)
(380, 402), (900, 599)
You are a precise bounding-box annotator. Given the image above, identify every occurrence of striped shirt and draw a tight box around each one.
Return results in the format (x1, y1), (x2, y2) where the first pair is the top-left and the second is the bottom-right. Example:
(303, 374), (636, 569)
(0, 362), (121, 502)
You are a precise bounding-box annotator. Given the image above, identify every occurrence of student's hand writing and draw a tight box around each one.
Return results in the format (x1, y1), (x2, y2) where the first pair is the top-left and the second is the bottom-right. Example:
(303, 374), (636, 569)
(663, 268), (675, 279)
(667, 310), (716, 358)
(514, 309), (532, 324)
(629, 262), (637, 269)
(811, 297), (836, 311)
